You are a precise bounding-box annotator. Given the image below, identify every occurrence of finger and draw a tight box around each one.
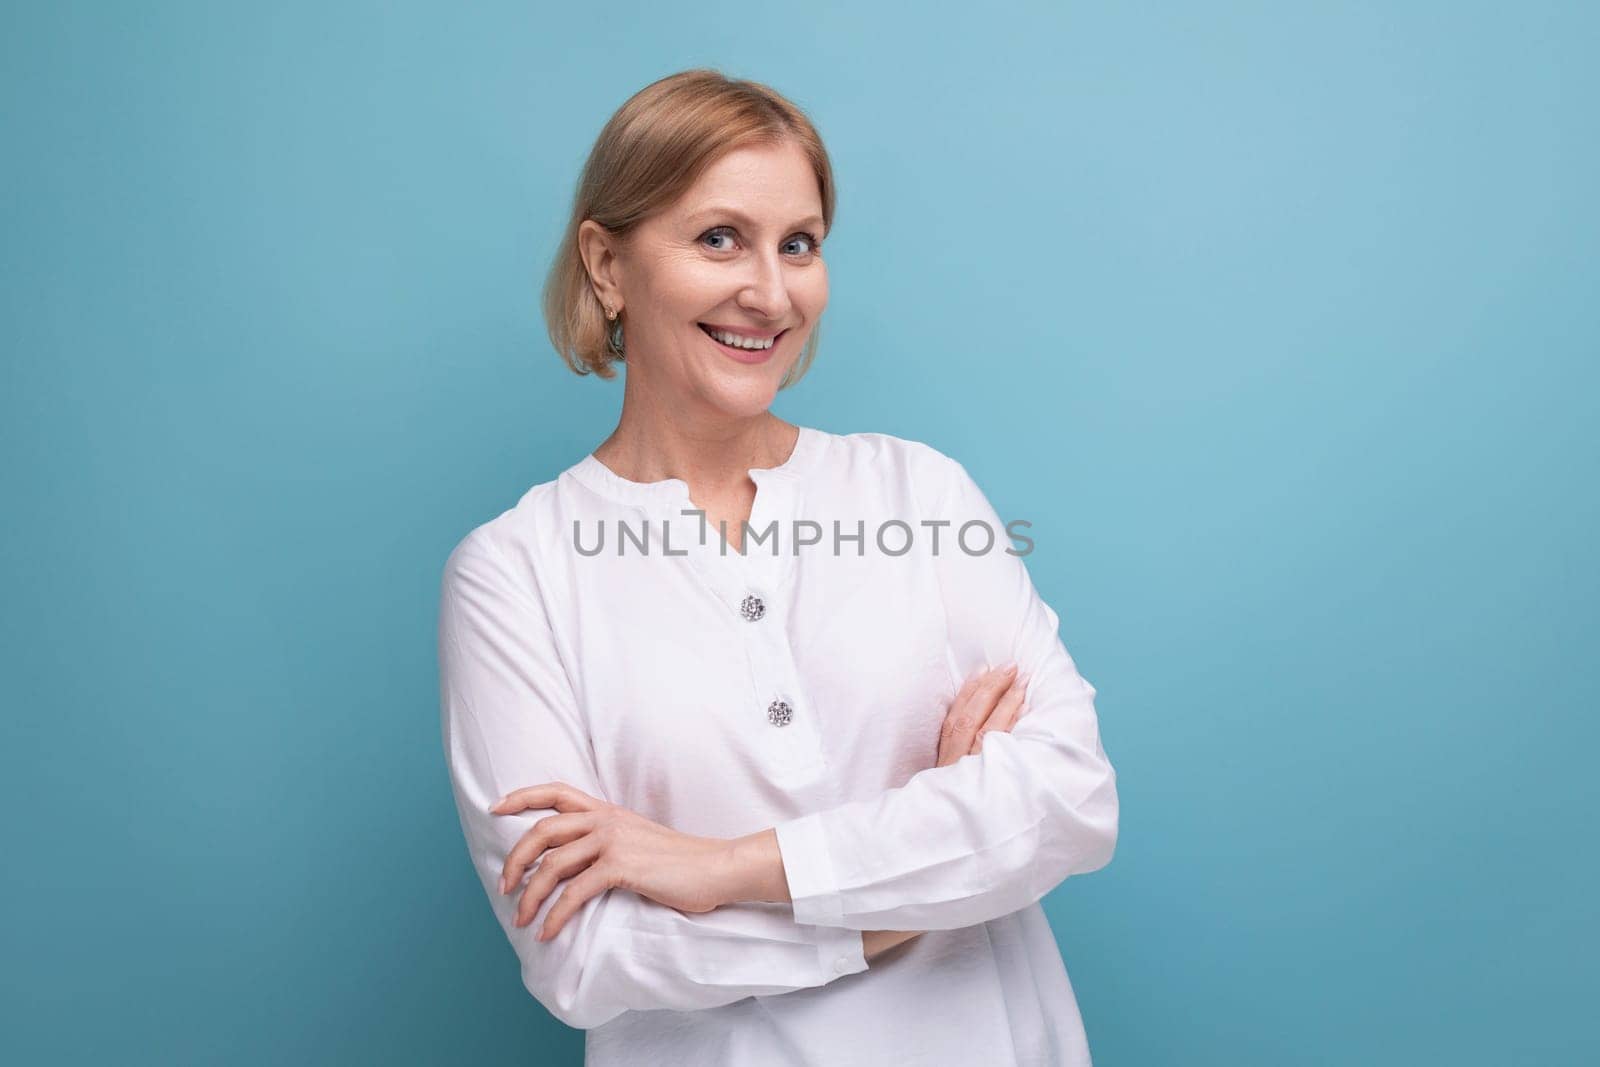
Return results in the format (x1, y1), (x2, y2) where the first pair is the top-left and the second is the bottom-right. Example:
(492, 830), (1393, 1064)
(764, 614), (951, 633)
(972, 673), (1028, 754)
(954, 664), (1016, 734)
(941, 665), (1015, 757)
(937, 677), (983, 766)
(938, 665), (1017, 766)
(992, 672), (1029, 730)
(515, 834), (604, 928)
(954, 664), (1012, 708)
(500, 811), (594, 896)
(539, 865), (613, 942)
(969, 663), (1019, 714)
(970, 676), (1022, 755)
(963, 664), (1020, 753)
(948, 668), (987, 713)
(490, 782), (602, 816)
(940, 702), (981, 760)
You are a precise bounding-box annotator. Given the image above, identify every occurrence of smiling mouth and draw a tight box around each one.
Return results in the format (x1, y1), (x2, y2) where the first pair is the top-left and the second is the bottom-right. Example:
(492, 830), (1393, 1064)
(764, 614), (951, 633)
(697, 323), (788, 351)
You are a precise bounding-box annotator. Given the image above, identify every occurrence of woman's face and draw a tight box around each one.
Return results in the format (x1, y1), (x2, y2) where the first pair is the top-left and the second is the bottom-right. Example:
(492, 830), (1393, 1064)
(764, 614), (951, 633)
(587, 139), (828, 417)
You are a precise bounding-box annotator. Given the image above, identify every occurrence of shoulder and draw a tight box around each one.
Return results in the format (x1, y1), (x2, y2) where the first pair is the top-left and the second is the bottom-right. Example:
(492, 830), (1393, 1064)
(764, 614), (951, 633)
(819, 428), (969, 507)
(440, 476), (567, 597)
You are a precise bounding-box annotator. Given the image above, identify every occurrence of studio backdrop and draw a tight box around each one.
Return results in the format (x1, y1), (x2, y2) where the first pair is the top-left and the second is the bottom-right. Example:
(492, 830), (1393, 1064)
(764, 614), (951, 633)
(2, 2), (1594, 1064)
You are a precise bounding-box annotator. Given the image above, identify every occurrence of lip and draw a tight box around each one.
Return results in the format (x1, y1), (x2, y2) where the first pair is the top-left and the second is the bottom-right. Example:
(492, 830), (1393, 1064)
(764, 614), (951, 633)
(699, 323), (787, 364)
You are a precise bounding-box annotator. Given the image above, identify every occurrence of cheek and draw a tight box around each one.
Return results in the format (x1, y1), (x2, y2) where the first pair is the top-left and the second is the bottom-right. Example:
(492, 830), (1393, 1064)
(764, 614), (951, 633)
(634, 255), (722, 310)
(799, 265), (829, 312)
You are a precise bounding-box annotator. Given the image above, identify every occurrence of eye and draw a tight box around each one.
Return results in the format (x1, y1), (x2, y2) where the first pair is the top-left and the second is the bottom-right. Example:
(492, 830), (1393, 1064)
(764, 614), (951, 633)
(699, 226), (823, 258)
(702, 226), (737, 251)
(785, 231), (823, 257)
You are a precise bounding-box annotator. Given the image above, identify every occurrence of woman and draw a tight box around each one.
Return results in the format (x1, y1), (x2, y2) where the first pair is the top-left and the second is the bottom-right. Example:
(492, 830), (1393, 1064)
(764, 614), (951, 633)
(438, 68), (1119, 1065)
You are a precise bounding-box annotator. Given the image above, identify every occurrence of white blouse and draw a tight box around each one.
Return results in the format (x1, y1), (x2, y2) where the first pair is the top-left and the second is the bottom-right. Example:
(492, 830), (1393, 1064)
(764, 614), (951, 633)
(437, 425), (1119, 1065)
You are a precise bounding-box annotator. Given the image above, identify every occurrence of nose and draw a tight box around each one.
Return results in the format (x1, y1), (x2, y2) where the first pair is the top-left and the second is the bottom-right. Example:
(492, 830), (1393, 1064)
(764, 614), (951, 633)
(735, 249), (792, 323)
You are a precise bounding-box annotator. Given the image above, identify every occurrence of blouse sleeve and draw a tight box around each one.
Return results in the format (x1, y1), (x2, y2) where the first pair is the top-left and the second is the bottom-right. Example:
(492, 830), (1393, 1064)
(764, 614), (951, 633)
(771, 452), (1119, 931)
(438, 528), (867, 1030)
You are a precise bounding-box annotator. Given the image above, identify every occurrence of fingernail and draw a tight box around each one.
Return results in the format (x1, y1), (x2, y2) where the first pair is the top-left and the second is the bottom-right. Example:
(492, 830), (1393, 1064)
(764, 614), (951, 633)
(498, 876), (507, 895)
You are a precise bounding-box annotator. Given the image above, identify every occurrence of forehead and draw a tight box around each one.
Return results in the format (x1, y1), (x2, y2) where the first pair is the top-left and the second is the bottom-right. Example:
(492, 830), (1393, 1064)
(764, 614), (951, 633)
(666, 141), (823, 227)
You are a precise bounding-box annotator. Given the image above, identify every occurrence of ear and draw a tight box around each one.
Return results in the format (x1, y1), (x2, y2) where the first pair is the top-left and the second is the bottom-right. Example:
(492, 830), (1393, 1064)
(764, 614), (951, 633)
(577, 219), (625, 316)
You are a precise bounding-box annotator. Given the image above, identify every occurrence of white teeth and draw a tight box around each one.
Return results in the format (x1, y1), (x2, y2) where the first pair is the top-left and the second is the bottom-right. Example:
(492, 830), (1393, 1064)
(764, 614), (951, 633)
(706, 326), (775, 350)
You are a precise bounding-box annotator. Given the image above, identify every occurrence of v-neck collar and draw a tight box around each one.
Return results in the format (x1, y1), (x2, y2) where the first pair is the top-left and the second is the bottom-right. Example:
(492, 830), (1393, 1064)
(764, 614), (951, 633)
(566, 425), (830, 586)
(568, 424), (826, 519)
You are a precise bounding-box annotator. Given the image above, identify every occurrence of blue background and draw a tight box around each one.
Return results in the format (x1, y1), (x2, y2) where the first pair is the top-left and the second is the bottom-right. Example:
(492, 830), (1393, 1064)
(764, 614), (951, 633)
(4, 1), (1594, 1063)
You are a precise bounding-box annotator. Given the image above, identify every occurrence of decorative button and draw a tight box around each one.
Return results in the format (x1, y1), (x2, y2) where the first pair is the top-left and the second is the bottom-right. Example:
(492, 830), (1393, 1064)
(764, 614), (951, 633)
(766, 698), (793, 727)
(834, 955), (853, 974)
(740, 594), (766, 622)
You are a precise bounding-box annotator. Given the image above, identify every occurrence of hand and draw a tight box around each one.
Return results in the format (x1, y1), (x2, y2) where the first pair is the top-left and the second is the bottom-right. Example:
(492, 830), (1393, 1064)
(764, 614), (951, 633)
(489, 782), (735, 943)
(936, 663), (1029, 767)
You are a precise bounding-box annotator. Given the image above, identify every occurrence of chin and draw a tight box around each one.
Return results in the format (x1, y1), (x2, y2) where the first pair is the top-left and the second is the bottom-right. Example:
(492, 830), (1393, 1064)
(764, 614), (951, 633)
(700, 374), (784, 418)
(713, 389), (781, 419)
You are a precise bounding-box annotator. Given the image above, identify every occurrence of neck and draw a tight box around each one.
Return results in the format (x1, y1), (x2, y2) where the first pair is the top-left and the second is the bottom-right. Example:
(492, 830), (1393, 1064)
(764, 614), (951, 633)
(595, 383), (797, 494)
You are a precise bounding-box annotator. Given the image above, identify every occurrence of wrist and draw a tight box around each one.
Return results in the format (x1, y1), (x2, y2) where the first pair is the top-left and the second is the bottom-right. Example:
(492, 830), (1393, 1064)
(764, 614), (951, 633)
(718, 828), (791, 906)
(863, 929), (923, 961)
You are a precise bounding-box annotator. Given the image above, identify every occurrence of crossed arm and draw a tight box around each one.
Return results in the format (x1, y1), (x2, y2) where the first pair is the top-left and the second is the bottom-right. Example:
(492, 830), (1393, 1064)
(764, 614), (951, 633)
(437, 452), (1118, 1029)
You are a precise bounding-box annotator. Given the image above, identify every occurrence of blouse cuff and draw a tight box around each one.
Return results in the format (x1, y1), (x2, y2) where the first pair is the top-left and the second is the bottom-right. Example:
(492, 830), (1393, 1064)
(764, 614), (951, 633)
(815, 923), (867, 979)
(774, 811), (846, 928)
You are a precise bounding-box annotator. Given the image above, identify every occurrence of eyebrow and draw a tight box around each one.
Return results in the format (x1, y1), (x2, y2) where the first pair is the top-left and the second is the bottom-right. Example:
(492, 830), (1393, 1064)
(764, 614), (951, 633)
(685, 205), (826, 234)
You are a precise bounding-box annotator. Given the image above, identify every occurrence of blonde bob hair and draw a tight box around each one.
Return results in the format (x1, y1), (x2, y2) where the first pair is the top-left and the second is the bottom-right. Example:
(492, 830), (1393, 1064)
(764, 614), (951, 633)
(542, 68), (836, 388)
